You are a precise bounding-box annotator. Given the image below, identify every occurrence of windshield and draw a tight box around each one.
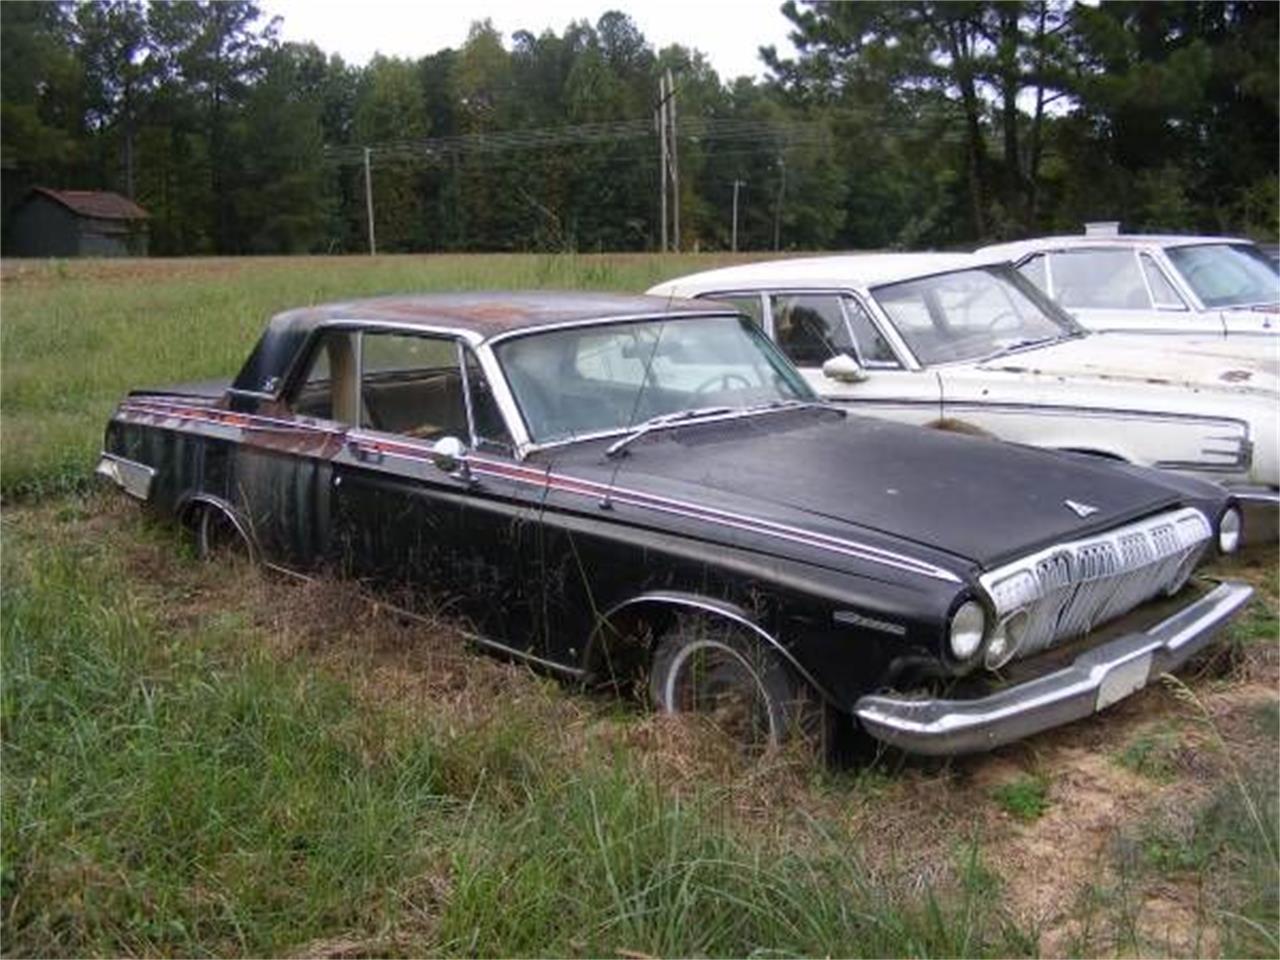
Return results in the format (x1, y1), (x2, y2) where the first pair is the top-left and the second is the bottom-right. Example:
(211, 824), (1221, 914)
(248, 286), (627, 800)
(871, 265), (1080, 366)
(1165, 243), (1280, 308)
(495, 315), (814, 444)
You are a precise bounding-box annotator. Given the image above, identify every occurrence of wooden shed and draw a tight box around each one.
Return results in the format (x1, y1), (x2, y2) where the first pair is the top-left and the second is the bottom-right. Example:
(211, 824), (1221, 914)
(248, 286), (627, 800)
(7, 187), (149, 257)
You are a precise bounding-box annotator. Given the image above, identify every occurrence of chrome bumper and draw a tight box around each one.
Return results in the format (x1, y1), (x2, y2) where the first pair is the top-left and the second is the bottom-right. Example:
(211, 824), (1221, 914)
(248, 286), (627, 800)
(95, 451), (156, 501)
(1224, 484), (1279, 546)
(854, 580), (1254, 756)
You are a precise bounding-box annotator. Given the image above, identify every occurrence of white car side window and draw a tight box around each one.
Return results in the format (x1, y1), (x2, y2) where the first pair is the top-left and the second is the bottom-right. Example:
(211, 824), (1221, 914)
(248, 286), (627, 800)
(1050, 249), (1150, 309)
(1016, 254), (1049, 293)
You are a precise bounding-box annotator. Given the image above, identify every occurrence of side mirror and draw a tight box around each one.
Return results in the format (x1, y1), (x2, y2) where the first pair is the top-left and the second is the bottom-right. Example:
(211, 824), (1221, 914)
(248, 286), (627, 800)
(431, 435), (471, 480)
(821, 353), (868, 383)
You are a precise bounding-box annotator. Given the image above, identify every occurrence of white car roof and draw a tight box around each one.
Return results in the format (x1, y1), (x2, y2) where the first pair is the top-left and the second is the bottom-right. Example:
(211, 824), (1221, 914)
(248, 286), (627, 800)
(977, 234), (1254, 261)
(647, 252), (1006, 297)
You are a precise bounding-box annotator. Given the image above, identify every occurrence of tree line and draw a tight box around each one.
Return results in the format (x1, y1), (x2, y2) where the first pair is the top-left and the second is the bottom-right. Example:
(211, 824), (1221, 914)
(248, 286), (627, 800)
(2, 1), (1275, 256)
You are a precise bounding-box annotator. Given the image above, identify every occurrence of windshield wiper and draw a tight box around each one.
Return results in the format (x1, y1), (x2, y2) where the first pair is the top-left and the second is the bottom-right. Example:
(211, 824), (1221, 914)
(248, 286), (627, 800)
(604, 406), (734, 459)
(984, 335), (1062, 360)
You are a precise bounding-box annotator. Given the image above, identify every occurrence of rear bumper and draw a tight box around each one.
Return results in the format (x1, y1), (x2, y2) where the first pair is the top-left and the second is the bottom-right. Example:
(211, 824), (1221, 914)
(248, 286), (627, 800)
(853, 580), (1254, 756)
(1224, 484), (1279, 546)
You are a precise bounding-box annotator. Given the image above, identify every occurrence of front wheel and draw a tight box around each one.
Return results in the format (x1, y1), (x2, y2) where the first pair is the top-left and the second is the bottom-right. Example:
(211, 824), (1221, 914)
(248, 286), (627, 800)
(648, 618), (830, 755)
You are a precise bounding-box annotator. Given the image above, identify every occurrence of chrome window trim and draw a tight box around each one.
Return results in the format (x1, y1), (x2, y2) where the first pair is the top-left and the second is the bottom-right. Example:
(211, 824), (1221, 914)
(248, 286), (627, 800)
(1138, 252), (1189, 311)
(480, 310), (741, 346)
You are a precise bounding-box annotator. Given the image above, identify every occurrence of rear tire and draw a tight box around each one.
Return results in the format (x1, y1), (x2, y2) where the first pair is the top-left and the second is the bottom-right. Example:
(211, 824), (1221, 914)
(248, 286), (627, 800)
(648, 617), (831, 756)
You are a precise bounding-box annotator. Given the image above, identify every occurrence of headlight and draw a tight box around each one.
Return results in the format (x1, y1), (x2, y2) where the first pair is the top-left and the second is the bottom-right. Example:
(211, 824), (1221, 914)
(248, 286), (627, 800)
(1218, 507), (1242, 554)
(949, 600), (986, 660)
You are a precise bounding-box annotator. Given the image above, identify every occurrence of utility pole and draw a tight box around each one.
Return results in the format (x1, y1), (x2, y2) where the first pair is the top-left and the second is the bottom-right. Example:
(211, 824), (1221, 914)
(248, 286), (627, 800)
(363, 146), (376, 256)
(773, 155), (786, 252)
(656, 75), (668, 253)
(731, 178), (745, 252)
(667, 69), (679, 253)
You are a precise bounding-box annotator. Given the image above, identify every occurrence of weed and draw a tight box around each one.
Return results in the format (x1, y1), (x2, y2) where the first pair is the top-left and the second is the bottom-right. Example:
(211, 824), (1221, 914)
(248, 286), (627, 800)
(1115, 723), (1184, 782)
(991, 775), (1050, 822)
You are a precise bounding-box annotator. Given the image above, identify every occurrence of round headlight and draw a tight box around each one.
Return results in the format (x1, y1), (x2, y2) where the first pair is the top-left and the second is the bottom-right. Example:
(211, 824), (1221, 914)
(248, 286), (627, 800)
(1218, 507), (1242, 554)
(949, 600), (986, 660)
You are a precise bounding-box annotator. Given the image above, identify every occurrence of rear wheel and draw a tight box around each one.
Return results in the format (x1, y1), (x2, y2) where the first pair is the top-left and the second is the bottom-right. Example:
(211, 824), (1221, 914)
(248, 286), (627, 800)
(195, 503), (251, 561)
(648, 617), (830, 756)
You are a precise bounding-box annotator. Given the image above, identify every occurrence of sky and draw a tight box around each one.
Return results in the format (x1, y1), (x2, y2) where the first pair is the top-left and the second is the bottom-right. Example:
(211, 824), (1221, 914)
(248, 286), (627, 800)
(261, 0), (797, 82)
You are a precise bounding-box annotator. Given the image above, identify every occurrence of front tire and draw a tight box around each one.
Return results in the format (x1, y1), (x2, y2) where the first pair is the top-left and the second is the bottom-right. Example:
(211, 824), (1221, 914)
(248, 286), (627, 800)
(648, 617), (829, 755)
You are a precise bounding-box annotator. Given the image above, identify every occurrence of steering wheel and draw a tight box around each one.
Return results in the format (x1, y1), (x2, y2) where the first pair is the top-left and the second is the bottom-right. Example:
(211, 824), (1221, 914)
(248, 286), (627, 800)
(978, 309), (1020, 332)
(695, 372), (752, 395)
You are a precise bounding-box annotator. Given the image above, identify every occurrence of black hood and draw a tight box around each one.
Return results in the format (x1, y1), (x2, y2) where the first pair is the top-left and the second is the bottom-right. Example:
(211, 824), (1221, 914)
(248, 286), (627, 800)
(551, 409), (1199, 570)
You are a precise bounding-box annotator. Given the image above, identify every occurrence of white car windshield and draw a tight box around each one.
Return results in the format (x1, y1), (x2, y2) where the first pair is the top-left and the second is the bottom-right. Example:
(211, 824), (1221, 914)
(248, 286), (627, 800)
(1164, 243), (1280, 308)
(495, 314), (814, 444)
(871, 265), (1080, 366)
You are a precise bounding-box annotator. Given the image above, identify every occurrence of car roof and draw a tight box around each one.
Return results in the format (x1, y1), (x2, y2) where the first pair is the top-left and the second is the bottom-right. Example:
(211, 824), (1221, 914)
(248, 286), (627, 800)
(647, 252), (1000, 296)
(977, 234), (1254, 260)
(231, 291), (730, 396)
(268, 291), (725, 339)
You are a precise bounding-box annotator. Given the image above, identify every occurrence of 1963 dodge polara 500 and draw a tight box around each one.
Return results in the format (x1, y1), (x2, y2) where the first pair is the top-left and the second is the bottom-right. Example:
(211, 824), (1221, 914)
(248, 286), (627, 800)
(98, 293), (1253, 755)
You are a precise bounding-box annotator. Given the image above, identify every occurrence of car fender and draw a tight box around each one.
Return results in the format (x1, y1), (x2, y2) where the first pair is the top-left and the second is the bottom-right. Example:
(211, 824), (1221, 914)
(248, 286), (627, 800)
(585, 589), (839, 705)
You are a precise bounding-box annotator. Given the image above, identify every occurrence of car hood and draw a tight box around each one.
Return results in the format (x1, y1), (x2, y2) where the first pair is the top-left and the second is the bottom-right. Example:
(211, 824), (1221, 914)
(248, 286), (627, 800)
(976, 335), (1278, 395)
(552, 410), (1199, 571)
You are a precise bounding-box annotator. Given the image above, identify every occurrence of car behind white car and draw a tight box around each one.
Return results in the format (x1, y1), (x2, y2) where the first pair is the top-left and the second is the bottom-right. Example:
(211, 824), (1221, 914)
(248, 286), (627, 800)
(649, 254), (1278, 541)
(978, 227), (1280, 341)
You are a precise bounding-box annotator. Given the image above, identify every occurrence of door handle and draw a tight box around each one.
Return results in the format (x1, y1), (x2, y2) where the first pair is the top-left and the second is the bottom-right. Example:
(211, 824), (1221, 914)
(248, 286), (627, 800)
(347, 440), (384, 464)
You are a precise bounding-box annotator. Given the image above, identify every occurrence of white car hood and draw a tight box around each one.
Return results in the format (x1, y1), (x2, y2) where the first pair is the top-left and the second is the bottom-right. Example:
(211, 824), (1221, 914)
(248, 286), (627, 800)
(975, 334), (1279, 396)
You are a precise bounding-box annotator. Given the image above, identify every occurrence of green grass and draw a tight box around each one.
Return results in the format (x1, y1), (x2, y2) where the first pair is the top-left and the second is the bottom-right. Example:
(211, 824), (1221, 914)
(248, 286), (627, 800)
(1, 500), (1035, 957)
(0, 253), (752, 496)
(1115, 723), (1184, 782)
(990, 775), (1050, 822)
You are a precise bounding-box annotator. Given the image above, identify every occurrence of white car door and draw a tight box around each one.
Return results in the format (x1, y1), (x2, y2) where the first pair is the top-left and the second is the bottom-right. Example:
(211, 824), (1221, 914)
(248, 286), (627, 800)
(762, 290), (943, 425)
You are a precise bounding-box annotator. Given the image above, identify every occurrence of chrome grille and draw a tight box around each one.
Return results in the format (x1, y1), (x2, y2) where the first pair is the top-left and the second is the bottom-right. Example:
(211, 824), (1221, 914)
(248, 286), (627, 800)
(980, 507), (1212, 661)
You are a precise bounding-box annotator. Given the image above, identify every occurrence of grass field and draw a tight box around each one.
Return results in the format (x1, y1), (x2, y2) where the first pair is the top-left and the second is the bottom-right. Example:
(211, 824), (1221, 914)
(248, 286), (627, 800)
(2, 255), (1277, 957)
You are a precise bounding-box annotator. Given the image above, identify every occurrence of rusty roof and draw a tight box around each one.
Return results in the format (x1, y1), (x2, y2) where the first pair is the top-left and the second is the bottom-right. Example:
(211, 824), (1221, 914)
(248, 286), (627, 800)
(29, 187), (150, 221)
(232, 292), (733, 395)
(270, 291), (727, 339)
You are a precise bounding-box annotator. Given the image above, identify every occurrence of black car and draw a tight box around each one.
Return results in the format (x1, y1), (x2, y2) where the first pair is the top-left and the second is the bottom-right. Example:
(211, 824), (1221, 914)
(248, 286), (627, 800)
(98, 292), (1253, 755)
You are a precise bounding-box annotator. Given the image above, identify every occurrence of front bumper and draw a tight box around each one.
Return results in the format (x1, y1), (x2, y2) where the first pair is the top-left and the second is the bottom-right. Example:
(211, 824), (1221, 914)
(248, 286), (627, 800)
(853, 580), (1254, 756)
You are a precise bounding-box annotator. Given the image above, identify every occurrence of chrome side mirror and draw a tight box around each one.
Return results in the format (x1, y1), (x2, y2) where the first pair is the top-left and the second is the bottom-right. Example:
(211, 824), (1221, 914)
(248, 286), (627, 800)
(821, 353), (868, 383)
(431, 435), (471, 480)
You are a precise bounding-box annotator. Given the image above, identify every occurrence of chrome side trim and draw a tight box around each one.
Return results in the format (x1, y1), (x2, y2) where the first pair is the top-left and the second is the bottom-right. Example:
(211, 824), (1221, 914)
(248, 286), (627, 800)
(596, 590), (836, 703)
(116, 398), (964, 584)
(854, 580), (1253, 755)
(95, 451), (156, 500)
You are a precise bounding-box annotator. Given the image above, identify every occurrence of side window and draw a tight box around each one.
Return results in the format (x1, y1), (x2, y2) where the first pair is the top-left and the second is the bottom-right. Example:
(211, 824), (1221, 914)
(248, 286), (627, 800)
(359, 332), (468, 440)
(1016, 254), (1048, 293)
(463, 348), (514, 452)
(769, 293), (853, 366)
(1050, 249), (1150, 309)
(290, 330), (359, 424)
(842, 296), (900, 367)
(1140, 253), (1187, 309)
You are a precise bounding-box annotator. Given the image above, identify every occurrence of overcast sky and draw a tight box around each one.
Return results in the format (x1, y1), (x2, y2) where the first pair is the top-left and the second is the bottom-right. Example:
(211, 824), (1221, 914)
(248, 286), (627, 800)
(261, 0), (797, 82)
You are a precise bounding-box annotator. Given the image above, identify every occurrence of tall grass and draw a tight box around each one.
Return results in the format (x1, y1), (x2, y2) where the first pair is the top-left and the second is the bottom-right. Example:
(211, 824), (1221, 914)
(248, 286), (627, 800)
(0, 253), (750, 495)
(0, 503), (1034, 957)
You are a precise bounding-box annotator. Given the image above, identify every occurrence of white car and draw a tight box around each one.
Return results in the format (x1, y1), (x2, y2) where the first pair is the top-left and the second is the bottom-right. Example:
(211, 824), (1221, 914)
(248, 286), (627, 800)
(977, 229), (1280, 340)
(648, 254), (1279, 539)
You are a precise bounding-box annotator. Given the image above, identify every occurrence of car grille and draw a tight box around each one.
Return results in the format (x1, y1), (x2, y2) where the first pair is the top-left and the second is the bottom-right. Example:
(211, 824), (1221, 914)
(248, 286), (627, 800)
(978, 507), (1212, 663)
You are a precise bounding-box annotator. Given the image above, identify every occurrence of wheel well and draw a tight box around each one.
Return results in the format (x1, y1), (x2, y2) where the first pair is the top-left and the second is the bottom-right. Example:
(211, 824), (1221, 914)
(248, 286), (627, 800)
(582, 593), (836, 706)
(179, 494), (256, 559)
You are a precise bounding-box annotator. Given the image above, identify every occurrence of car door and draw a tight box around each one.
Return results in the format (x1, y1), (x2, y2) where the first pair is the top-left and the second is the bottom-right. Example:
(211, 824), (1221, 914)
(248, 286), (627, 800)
(762, 290), (942, 425)
(326, 328), (542, 647)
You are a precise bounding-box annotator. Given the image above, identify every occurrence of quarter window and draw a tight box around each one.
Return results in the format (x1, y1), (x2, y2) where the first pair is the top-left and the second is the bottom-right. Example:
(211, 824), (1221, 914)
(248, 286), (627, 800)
(1140, 254), (1187, 309)
(290, 330), (359, 424)
(842, 295), (900, 367)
